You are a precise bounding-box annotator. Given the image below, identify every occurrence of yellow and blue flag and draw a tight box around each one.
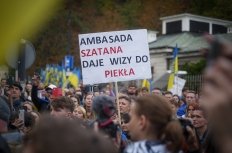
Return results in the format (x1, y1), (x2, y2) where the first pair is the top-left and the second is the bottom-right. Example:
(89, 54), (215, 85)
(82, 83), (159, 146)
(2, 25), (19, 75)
(167, 45), (179, 91)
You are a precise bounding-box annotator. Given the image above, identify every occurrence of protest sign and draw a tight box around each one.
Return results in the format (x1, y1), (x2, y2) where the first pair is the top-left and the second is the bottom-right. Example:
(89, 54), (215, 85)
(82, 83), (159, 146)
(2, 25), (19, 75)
(79, 29), (151, 85)
(170, 76), (186, 96)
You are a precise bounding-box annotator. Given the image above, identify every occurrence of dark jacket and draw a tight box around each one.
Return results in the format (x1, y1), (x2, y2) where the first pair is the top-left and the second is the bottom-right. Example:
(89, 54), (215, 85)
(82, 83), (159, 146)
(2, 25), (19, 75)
(31, 85), (49, 112)
(0, 135), (12, 153)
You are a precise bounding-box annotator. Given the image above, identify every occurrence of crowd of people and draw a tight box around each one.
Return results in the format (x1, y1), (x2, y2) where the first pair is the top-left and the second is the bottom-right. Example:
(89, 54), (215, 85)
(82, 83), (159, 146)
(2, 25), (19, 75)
(0, 37), (232, 153)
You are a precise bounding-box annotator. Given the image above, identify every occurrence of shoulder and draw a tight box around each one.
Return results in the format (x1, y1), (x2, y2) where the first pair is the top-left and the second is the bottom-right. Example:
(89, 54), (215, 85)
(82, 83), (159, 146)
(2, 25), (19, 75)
(124, 140), (168, 153)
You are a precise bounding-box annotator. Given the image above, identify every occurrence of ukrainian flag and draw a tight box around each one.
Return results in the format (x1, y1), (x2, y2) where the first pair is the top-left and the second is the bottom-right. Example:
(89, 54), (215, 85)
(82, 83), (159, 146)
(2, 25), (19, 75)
(167, 45), (178, 91)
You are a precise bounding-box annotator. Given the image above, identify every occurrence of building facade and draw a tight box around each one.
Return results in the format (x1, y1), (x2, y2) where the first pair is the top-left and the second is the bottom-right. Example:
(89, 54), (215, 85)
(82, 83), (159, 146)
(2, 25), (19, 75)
(149, 13), (232, 88)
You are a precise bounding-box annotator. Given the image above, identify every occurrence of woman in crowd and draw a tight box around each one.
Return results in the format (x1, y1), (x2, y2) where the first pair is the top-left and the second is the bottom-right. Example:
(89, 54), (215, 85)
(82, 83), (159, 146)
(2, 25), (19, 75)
(70, 96), (80, 107)
(173, 94), (181, 106)
(185, 102), (199, 119)
(73, 106), (86, 120)
(124, 95), (184, 153)
(22, 101), (37, 113)
(83, 92), (95, 121)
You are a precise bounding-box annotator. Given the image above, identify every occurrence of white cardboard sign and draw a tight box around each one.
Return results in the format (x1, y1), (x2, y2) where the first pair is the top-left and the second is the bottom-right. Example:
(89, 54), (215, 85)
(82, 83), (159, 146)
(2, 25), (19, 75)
(79, 29), (152, 85)
(170, 76), (186, 96)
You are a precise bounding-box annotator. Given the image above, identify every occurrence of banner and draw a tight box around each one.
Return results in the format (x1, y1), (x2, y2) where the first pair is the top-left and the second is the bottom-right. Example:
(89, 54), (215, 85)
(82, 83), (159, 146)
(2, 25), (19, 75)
(79, 29), (151, 85)
(170, 76), (186, 96)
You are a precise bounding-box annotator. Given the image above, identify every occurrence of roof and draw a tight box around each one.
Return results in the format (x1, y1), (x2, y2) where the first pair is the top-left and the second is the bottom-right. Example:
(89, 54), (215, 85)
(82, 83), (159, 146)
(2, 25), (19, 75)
(149, 32), (232, 52)
(149, 32), (209, 52)
(160, 13), (232, 25)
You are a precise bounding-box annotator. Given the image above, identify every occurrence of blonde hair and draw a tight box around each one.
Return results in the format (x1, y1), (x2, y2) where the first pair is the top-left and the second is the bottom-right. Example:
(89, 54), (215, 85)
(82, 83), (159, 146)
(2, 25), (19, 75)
(75, 106), (87, 119)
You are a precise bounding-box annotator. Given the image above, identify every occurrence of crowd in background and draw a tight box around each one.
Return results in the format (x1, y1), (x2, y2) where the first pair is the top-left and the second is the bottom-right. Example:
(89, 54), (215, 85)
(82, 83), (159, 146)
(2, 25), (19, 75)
(1, 38), (232, 153)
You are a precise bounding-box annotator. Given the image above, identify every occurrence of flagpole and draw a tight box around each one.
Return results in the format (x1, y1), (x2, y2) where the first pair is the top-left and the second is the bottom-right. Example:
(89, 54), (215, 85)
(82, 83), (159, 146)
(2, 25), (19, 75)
(114, 81), (121, 126)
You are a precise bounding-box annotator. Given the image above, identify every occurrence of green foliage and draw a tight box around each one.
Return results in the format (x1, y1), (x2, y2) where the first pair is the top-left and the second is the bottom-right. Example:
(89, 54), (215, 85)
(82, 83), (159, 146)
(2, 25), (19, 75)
(28, 0), (232, 75)
(117, 0), (142, 28)
(181, 59), (206, 75)
(190, 0), (232, 20)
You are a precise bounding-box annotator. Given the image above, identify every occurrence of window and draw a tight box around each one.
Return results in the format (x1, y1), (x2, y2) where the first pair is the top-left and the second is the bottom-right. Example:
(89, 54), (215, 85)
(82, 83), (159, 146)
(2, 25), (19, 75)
(212, 24), (227, 34)
(166, 20), (182, 34)
(190, 20), (209, 33)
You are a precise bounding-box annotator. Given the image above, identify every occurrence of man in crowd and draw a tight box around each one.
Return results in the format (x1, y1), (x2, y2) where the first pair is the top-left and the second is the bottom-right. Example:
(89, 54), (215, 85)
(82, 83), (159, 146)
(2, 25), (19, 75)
(0, 78), (7, 96)
(9, 82), (25, 111)
(140, 87), (149, 96)
(177, 90), (197, 117)
(192, 108), (208, 145)
(163, 91), (173, 101)
(127, 83), (137, 96)
(50, 96), (75, 119)
(31, 74), (51, 112)
(186, 91), (197, 104)
(151, 87), (162, 95)
(119, 95), (131, 114)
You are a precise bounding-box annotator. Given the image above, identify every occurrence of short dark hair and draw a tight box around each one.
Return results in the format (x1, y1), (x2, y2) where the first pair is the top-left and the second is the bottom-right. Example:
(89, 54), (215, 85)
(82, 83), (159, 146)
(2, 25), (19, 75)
(128, 83), (137, 88)
(118, 95), (131, 104)
(10, 82), (23, 91)
(152, 87), (161, 91)
(164, 91), (173, 95)
(187, 90), (196, 95)
(51, 96), (75, 112)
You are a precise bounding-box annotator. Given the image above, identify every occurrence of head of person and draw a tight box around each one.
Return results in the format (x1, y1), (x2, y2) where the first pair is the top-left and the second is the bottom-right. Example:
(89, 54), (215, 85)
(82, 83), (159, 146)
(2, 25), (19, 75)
(104, 90), (111, 96)
(127, 83), (137, 96)
(1, 78), (7, 87)
(92, 95), (118, 142)
(73, 106), (86, 120)
(0, 98), (10, 133)
(186, 91), (197, 104)
(23, 101), (37, 112)
(151, 87), (162, 95)
(23, 115), (117, 153)
(186, 102), (199, 118)
(3, 84), (11, 97)
(141, 87), (149, 96)
(50, 96), (75, 118)
(192, 108), (207, 130)
(75, 87), (82, 96)
(70, 96), (80, 107)
(84, 92), (93, 109)
(128, 95), (184, 152)
(92, 95), (115, 121)
(182, 87), (189, 98)
(121, 113), (130, 133)
(118, 95), (131, 114)
(45, 87), (53, 100)
(10, 82), (23, 99)
(93, 86), (100, 96)
(169, 99), (179, 117)
(164, 91), (173, 101)
(46, 84), (57, 99)
(173, 94), (180, 104)
(25, 82), (32, 92)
